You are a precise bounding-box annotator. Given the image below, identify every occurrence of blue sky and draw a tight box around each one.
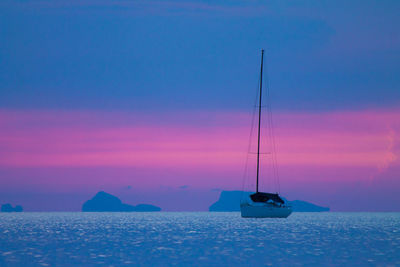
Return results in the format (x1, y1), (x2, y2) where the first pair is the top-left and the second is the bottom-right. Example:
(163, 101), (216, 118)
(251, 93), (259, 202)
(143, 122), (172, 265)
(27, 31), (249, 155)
(1, 0), (399, 112)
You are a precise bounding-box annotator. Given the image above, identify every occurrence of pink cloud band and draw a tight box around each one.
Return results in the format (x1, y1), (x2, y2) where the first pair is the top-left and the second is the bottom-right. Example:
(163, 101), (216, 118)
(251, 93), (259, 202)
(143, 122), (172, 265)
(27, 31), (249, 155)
(0, 109), (398, 170)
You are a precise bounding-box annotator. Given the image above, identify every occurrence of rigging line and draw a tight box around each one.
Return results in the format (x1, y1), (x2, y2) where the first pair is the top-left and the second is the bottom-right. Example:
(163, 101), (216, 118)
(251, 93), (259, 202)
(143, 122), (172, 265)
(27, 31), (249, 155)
(269, 88), (281, 193)
(240, 67), (261, 198)
(265, 58), (278, 193)
(264, 51), (281, 193)
(240, 81), (259, 198)
(259, 52), (273, 192)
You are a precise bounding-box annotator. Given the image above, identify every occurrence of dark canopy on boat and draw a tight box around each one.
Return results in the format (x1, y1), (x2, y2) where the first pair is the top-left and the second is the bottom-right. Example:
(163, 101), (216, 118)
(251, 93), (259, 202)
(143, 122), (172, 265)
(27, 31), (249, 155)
(250, 192), (285, 204)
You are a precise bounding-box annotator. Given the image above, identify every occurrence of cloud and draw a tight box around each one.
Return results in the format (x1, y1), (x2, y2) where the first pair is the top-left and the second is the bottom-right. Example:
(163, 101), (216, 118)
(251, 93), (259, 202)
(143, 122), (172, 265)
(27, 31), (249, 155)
(1, 109), (399, 170)
(179, 185), (189, 189)
(0, 1), (286, 17)
(378, 128), (397, 171)
(368, 127), (399, 183)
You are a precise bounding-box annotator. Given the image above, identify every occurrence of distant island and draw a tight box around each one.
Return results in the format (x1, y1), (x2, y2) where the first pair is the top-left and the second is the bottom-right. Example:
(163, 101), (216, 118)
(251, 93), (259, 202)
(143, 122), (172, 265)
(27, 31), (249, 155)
(1, 203), (23, 212)
(82, 191), (161, 212)
(209, 191), (329, 212)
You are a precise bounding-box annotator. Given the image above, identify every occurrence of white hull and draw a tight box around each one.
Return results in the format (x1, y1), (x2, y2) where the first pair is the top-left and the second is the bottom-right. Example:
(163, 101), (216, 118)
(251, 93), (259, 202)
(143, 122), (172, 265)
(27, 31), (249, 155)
(240, 203), (292, 218)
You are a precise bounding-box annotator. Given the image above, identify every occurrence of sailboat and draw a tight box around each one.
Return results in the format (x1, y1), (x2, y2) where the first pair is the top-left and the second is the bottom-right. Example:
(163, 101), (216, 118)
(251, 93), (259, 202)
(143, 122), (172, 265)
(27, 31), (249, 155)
(240, 49), (292, 218)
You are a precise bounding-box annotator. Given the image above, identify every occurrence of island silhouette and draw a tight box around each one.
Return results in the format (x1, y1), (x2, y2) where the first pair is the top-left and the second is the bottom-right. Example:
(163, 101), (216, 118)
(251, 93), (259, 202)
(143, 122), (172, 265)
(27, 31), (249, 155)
(209, 191), (329, 212)
(82, 191), (161, 212)
(1, 203), (23, 212)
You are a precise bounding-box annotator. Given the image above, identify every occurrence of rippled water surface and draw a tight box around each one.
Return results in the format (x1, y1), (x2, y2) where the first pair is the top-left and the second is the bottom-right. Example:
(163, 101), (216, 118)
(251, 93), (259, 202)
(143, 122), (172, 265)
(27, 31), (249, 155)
(0, 212), (399, 266)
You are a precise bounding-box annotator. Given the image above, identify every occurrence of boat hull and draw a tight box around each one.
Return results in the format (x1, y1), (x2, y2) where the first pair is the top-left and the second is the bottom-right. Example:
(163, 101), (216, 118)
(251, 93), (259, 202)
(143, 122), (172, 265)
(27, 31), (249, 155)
(240, 203), (292, 218)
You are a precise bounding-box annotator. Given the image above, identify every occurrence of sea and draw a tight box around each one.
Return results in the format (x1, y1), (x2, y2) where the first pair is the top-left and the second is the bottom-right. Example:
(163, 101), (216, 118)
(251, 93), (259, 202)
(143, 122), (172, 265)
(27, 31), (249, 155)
(0, 212), (399, 266)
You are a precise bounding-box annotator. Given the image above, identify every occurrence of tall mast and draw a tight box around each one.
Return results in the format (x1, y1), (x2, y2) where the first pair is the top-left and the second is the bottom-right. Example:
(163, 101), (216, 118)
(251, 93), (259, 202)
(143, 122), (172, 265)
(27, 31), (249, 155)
(256, 49), (264, 193)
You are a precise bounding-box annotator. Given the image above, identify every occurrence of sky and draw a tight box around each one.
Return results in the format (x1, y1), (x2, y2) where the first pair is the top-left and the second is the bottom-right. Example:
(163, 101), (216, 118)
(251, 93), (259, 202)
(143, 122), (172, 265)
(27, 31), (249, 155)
(0, 0), (399, 211)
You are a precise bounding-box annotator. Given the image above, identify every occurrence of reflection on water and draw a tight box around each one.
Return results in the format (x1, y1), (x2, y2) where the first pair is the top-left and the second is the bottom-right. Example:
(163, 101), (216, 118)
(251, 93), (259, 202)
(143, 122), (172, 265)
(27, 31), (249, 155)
(0, 212), (399, 266)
